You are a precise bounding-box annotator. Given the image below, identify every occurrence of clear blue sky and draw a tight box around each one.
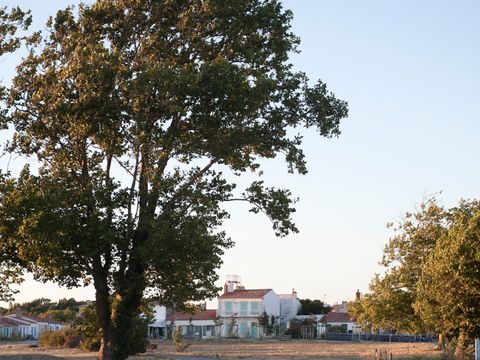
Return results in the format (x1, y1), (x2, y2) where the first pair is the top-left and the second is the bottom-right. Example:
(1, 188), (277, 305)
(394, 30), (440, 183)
(1, 0), (479, 306)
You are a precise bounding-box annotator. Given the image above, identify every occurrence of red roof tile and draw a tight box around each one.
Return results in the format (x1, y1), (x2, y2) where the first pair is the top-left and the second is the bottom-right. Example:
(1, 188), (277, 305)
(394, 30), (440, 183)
(219, 289), (271, 299)
(167, 309), (217, 321)
(322, 312), (354, 323)
(0, 317), (22, 326)
(6, 313), (63, 325)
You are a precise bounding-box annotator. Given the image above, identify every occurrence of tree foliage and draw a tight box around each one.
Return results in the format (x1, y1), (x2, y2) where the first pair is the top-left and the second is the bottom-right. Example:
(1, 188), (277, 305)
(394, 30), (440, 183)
(349, 198), (480, 355)
(0, 1), (348, 359)
(415, 200), (480, 355)
(8, 297), (87, 323)
(298, 298), (330, 315)
(0, 6), (31, 301)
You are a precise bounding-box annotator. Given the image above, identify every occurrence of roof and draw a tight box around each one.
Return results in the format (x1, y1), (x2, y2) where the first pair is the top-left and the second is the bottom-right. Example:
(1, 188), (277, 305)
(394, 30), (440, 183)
(167, 309), (217, 321)
(219, 289), (272, 299)
(322, 312), (354, 323)
(0, 317), (22, 326)
(5, 313), (63, 325)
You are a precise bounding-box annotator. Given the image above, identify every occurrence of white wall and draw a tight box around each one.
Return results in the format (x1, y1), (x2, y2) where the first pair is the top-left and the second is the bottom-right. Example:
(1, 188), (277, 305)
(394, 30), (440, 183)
(172, 320), (215, 327)
(151, 305), (167, 327)
(279, 294), (301, 324)
(262, 291), (280, 317)
(328, 321), (357, 332)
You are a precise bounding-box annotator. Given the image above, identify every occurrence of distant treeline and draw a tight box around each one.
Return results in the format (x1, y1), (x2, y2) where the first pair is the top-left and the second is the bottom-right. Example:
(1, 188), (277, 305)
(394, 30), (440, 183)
(0, 298), (88, 323)
(298, 299), (331, 315)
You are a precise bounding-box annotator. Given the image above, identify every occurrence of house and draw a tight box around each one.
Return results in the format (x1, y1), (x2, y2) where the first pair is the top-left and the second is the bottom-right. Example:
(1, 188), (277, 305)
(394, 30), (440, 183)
(167, 308), (217, 339)
(0, 317), (20, 338)
(3, 312), (65, 339)
(148, 303), (167, 339)
(217, 275), (280, 338)
(278, 289), (301, 328)
(331, 301), (349, 314)
(318, 291), (361, 336)
(321, 311), (359, 334)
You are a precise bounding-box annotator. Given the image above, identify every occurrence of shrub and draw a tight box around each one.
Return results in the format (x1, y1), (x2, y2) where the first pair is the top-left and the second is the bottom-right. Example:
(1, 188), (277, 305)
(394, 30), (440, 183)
(63, 329), (81, 348)
(173, 327), (191, 352)
(71, 302), (149, 353)
(39, 331), (66, 348)
(38, 329), (80, 348)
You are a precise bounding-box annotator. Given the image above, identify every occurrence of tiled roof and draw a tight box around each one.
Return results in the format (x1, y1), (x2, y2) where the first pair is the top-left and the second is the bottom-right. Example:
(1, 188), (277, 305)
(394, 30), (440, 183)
(219, 289), (272, 299)
(167, 309), (217, 321)
(5, 313), (63, 325)
(0, 317), (22, 326)
(322, 312), (354, 323)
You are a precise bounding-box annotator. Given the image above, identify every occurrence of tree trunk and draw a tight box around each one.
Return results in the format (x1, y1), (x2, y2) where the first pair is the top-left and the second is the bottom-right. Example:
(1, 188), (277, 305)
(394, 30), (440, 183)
(109, 252), (146, 360)
(93, 267), (113, 360)
(437, 332), (445, 351)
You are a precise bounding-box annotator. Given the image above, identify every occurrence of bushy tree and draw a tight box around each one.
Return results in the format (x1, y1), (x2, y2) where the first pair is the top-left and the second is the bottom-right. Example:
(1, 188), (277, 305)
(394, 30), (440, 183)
(415, 200), (480, 358)
(351, 198), (480, 358)
(0, 1), (348, 359)
(349, 198), (447, 334)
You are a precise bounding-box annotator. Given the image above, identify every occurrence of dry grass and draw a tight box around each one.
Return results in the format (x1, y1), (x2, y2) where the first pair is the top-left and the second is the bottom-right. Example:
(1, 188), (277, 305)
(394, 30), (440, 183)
(142, 340), (441, 360)
(0, 340), (441, 360)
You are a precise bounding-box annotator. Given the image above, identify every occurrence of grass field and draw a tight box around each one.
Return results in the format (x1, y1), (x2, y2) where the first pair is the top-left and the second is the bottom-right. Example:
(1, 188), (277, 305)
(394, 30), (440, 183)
(0, 340), (441, 360)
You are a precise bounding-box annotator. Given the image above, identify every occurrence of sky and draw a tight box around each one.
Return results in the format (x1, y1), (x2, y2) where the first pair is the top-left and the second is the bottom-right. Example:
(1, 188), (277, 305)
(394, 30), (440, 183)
(1, 0), (479, 307)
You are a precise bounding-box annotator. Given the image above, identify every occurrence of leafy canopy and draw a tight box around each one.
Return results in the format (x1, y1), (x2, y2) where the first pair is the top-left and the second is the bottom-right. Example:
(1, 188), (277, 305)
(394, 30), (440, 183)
(0, 5), (32, 302)
(0, 1), (347, 358)
(350, 198), (480, 346)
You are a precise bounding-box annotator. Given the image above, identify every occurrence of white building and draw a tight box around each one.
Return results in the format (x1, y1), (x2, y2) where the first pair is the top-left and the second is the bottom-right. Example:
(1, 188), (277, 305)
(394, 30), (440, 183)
(217, 275), (280, 338)
(148, 304), (167, 339)
(167, 309), (217, 339)
(278, 290), (301, 327)
(3, 312), (65, 339)
(321, 311), (359, 334)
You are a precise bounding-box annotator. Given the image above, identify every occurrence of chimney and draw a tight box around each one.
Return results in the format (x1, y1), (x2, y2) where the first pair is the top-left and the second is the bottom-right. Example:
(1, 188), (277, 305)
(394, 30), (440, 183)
(15, 311), (22, 318)
(356, 289), (361, 300)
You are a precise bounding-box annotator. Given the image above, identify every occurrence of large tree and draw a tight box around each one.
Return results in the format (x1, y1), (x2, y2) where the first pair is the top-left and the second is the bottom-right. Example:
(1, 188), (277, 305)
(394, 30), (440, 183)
(0, 1), (348, 359)
(415, 200), (480, 358)
(349, 198), (447, 335)
(350, 198), (480, 357)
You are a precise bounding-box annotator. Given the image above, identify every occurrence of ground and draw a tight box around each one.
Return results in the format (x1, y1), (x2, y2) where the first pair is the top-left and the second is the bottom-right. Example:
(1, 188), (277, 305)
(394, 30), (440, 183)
(0, 340), (441, 360)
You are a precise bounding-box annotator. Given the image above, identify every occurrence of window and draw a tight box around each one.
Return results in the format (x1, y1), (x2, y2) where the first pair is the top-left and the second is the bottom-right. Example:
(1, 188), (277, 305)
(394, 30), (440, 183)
(224, 301), (233, 315)
(194, 326), (201, 336)
(239, 322), (247, 336)
(240, 302), (248, 316)
(250, 301), (259, 315)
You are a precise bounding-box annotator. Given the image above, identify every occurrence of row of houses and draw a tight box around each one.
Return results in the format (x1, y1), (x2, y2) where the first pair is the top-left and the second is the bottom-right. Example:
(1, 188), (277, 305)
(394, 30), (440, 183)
(148, 275), (359, 339)
(0, 312), (65, 340)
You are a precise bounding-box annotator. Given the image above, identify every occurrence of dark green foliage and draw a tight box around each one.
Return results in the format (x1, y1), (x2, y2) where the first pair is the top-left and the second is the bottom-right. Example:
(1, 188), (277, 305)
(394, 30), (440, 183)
(0, 1), (347, 359)
(72, 301), (148, 353)
(258, 311), (269, 327)
(72, 303), (102, 351)
(298, 299), (330, 315)
(9, 298), (86, 322)
(0, 6), (31, 300)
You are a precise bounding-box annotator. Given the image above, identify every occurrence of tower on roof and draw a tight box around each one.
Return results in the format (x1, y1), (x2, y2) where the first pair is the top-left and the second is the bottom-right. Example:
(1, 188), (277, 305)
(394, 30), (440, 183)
(225, 274), (242, 293)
